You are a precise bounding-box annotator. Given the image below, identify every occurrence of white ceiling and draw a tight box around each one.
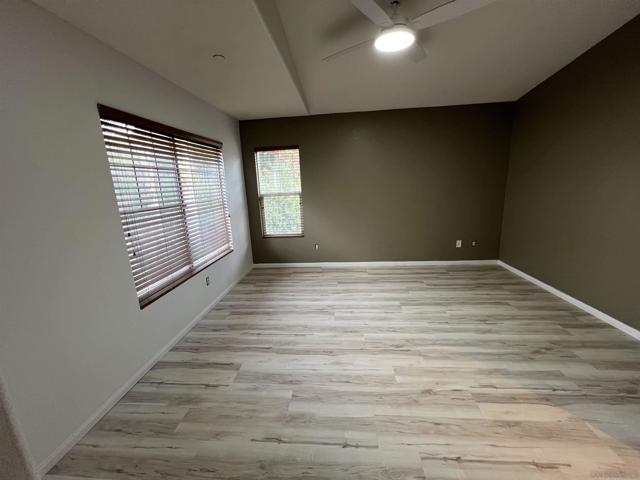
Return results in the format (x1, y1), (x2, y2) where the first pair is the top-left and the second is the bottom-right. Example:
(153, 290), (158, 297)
(34, 0), (640, 120)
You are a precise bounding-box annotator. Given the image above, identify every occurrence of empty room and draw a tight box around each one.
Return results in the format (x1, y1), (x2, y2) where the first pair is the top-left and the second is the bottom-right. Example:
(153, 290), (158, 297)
(2, 0), (640, 478)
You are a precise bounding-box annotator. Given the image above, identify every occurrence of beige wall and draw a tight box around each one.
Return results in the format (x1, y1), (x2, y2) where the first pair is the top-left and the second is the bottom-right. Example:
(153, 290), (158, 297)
(0, 0), (252, 471)
(501, 16), (640, 330)
(241, 104), (513, 263)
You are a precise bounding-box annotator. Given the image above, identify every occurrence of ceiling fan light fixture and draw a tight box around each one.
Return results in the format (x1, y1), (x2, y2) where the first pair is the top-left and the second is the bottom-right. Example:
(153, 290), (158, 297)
(374, 24), (416, 52)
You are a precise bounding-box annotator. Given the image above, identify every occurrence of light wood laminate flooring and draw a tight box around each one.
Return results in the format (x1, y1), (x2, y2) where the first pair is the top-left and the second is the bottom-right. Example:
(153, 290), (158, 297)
(46, 266), (640, 479)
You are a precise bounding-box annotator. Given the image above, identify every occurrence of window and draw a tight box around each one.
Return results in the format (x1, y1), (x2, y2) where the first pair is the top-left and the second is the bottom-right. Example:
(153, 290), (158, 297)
(98, 105), (233, 308)
(255, 146), (304, 237)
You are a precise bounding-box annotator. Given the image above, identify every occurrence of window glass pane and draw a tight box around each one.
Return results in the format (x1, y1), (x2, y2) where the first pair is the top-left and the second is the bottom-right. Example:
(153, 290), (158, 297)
(255, 147), (304, 237)
(256, 149), (301, 194)
(262, 195), (303, 236)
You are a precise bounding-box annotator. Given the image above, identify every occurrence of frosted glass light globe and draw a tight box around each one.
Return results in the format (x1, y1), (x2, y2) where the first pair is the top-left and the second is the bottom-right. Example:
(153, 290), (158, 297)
(374, 25), (416, 52)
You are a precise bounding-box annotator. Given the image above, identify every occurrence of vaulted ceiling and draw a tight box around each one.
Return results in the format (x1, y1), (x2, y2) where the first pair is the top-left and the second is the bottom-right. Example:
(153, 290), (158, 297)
(34, 0), (640, 119)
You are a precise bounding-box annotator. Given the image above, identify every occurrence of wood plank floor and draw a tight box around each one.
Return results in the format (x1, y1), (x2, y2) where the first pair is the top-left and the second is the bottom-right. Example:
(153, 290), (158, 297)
(46, 266), (640, 479)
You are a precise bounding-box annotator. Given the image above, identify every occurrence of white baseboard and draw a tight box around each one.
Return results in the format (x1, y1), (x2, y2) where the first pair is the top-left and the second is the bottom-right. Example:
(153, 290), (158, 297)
(36, 265), (252, 477)
(254, 259), (499, 268)
(498, 260), (640, 342)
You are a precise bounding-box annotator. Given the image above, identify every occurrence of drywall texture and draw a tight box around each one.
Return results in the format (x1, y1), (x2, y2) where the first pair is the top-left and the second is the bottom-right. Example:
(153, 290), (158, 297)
(0, 0), (252, 471)
(0, 373), (37, 480)
(501, 15), (640, 330)
(240, 105), (513, 263)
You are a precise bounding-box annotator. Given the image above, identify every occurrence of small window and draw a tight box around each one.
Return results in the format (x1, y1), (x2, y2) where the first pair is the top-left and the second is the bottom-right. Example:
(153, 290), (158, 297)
(98, 105), (233, 308)
(255, 146), (304, 237)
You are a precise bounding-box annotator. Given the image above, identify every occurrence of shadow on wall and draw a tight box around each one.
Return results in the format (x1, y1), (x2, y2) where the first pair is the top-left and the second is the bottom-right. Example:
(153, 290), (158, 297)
(0, 374), (37, 480)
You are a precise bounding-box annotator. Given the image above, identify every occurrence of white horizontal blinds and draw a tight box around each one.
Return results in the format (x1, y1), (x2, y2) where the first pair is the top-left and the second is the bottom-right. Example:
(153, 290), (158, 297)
(102, 118), (192, 302)
(255, 147), (304, 237)
(175, 138), (233, 268)
(99, 106), (232, 307)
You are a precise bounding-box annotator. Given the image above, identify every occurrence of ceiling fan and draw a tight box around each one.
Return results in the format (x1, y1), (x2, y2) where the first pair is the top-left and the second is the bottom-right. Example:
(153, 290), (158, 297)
(323, 0), (496, 62)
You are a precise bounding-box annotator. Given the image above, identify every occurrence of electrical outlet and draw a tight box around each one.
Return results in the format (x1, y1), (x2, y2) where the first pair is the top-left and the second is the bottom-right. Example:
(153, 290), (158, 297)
(456, 240), (462, 248)
(471, 240), (477, 247)
(205, 276), (210, 286)
(314, 243), (319, 250)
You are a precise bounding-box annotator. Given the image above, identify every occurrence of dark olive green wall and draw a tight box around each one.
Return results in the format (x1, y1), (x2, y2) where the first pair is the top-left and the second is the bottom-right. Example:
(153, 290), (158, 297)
(240, 104), (513, 263)
(501, 16), (640, 330)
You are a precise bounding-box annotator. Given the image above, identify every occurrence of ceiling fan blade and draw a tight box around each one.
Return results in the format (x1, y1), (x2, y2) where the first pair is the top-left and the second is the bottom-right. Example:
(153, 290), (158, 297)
(322, 39), (373, 62)
(405, 42), (427, 62)
(322, 9), (376, 43)
(411, 0), (497, 30)
(351, 0), (394, 27)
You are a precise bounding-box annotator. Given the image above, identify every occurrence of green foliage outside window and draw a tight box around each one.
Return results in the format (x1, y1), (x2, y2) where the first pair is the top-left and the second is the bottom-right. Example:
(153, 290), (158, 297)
(255, 148), (303, 236)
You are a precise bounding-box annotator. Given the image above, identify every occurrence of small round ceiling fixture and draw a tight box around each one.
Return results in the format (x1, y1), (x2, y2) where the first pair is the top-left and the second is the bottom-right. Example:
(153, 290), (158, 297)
(211, 54), (226, 60)
(374, 24), (415, 53)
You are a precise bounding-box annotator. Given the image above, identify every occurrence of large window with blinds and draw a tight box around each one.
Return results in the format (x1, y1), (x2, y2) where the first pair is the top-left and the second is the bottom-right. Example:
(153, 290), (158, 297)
(254, 146), (304, 237)
(98, 105), (233, 308)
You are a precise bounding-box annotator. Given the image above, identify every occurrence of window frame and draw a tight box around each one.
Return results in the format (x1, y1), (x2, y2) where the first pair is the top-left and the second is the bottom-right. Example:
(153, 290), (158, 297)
(98, 104), (233, 309)
(254, 145), (304, 239)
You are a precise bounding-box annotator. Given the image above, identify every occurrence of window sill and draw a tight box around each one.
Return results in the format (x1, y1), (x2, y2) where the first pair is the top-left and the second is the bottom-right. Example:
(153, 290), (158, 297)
(263, 234), (304, 239)
(138, 248), (234, 309)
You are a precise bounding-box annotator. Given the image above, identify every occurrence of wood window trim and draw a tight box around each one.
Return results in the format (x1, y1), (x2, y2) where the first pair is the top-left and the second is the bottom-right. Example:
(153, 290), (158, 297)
(98, 105), (222, 149)
(254, 145), (300, 153)
(254, 146), (304, 239)
(98, 104), (233, 309)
